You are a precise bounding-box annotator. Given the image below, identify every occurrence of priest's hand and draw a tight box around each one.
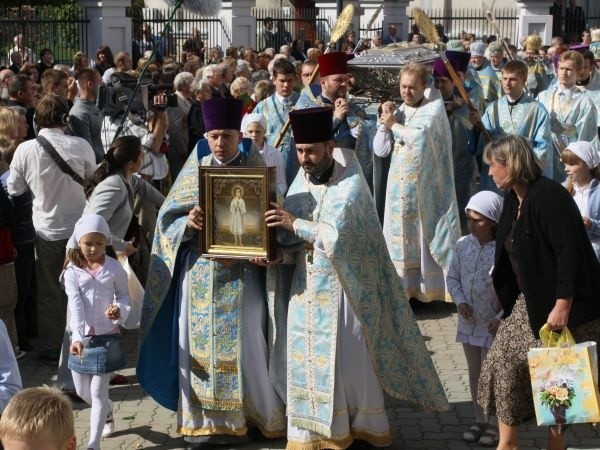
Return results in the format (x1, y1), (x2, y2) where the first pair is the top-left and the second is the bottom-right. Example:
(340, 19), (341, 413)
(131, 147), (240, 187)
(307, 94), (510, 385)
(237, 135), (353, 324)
(333, 98), (349, 121)
(379, 101), (397, 130)
(187, 205), (204, 231)
(265, 202), (296, 231)
(250, 252), (283, 266)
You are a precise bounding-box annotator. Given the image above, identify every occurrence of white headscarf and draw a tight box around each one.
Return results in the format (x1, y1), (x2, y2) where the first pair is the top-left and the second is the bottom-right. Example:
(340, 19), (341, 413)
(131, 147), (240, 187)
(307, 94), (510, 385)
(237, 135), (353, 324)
(67, 214), (112, 249)
(241, 113), (267, 133)
(466, 191), (504, 224)
(566, 141), (600, 169)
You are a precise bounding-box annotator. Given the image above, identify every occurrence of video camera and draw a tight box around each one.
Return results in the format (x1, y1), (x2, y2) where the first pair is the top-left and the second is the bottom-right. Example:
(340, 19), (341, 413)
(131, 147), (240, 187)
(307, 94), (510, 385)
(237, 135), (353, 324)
(96, 72), (177, 115)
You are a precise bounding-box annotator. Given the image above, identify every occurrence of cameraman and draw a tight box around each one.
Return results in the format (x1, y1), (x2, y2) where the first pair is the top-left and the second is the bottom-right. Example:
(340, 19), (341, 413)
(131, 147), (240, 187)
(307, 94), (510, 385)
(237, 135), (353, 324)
(100, 92), (168, 285)
(101, 93), (169, 188)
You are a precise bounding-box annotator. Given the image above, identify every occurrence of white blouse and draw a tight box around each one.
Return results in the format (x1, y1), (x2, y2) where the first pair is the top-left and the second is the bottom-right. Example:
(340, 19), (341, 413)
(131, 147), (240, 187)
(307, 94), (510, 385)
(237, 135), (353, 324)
(62, 256), (130, 343)
(572, 182), (591, 218)
(446, 235), (503, 341)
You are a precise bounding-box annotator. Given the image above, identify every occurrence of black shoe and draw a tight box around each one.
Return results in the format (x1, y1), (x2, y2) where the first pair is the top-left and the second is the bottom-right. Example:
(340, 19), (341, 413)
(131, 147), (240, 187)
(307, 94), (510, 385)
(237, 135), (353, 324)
(18, 338), (33, 351)
(349, 440), (376, 449)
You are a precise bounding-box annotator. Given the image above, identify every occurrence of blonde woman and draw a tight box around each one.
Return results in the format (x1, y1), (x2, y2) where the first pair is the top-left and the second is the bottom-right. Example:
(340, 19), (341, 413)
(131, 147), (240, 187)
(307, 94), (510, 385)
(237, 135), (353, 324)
(229, 76), (254, 114)
(478, 135), (600, 450)
(0, 106), (32, 359)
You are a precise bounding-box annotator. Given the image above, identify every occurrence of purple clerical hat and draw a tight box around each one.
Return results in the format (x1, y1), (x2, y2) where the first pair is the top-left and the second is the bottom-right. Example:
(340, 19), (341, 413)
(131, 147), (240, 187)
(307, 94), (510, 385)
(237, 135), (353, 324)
(569, 44), (590, 53)
(446, 50), (470, 73)
(289, 107), (333, 143)
(433, 58), (460, 78)
(433, 51), (470, 78)
(433, 58), (451, 78)
(201, 98), (244, 132)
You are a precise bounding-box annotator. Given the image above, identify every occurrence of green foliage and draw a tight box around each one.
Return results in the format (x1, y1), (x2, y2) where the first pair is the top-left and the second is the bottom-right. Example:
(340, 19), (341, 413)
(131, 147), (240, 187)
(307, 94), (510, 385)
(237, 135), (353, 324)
(1, 0), (66, 5)
(539, 381), (576, 409)
(0, 2), (85, 64)
(129, 0), (145, 19)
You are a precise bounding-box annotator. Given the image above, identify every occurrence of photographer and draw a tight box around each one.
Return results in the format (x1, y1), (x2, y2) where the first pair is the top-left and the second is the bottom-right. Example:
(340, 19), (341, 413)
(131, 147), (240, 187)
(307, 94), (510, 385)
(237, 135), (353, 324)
(100, 92), (169, 285)
(100, 93), (169, 188)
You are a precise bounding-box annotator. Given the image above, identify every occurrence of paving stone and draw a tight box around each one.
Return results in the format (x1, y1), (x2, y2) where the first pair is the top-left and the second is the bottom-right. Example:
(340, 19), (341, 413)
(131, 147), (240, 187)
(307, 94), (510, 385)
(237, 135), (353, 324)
(15, 301), (597, 449)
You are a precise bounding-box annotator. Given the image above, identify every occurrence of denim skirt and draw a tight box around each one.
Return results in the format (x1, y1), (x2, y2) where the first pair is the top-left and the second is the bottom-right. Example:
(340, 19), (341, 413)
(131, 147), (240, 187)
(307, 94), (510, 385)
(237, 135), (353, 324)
(68, 334), (126, 374)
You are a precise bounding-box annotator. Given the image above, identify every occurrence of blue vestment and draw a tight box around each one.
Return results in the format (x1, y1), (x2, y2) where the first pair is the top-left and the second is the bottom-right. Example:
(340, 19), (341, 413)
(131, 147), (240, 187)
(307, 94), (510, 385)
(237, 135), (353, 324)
(271, 148), (448, 440)
(295, 85), (376, 190)
(253, 92), (300, 188)
(137, 141), (285, 438)
(538, 85), (599, 181)
(479, 95), (552, 190)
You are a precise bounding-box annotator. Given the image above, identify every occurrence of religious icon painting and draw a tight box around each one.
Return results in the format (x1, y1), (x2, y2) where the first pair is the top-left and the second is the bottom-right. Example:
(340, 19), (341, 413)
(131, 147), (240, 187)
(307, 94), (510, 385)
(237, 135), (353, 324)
(199, 166), (277, 259)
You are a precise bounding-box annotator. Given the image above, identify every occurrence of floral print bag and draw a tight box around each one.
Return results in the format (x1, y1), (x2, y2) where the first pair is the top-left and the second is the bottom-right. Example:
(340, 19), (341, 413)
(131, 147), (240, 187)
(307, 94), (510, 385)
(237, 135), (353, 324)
(528, 331), (600, 426)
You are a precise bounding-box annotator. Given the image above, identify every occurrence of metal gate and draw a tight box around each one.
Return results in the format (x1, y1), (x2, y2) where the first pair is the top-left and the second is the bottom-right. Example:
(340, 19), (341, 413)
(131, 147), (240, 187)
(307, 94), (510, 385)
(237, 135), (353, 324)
(131, 8), (232, 63)
(253, 7), (331, 51)
(0, 2), (88, 67)
(409, 8), (519, 44)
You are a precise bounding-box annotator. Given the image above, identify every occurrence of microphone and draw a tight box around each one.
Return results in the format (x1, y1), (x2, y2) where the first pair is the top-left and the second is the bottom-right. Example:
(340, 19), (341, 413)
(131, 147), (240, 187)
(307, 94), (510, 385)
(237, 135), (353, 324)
(164, 0), (222, 16)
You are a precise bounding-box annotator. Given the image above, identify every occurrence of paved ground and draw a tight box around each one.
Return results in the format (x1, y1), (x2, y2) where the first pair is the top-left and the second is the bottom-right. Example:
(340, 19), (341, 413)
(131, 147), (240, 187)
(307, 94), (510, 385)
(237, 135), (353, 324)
(16, 301), (600, 450)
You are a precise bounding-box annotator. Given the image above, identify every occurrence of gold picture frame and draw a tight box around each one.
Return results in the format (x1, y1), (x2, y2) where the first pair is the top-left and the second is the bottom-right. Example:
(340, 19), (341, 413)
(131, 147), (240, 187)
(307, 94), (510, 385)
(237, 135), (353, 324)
(199, 166), (277, 259)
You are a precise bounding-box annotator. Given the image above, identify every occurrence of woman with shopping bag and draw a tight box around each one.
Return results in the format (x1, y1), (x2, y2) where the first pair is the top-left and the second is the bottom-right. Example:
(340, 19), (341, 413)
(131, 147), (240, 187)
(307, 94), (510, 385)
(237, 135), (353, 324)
(477, 135), (600, 450)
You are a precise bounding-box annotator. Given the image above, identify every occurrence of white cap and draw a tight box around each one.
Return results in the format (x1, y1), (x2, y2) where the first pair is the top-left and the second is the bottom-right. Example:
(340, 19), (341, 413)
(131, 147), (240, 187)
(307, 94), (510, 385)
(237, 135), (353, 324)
(241, 113), (267, 133)
(67, 214), (112, 249)
(566, 141), (600, 169)
(466, 191), (504, 224)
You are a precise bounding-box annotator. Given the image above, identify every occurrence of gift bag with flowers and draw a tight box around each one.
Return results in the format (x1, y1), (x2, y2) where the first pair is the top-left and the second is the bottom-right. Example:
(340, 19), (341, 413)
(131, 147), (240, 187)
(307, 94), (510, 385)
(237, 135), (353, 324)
(528, 330), (600, 426)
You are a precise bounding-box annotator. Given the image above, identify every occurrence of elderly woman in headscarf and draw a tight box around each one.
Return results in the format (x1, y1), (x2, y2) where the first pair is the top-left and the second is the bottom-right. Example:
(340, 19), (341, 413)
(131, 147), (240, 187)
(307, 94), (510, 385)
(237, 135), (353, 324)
(561, 141), (600, 260)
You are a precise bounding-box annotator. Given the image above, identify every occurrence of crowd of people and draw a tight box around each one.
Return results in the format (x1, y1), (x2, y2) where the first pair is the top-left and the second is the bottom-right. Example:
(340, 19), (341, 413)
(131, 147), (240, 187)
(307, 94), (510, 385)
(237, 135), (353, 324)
(1, 15), (600, 450)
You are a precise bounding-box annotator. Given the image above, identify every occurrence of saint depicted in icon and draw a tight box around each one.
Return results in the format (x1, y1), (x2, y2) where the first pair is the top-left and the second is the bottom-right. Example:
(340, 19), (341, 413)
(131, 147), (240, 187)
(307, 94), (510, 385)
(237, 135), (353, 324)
(229, 185), (246, 246)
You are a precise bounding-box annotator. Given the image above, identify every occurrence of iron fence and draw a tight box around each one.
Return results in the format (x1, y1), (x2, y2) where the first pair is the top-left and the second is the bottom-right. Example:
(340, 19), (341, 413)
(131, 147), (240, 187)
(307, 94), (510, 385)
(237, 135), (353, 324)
(253, 7), (331, 51)
(0, 2), (88, 68)
(132, 8), (232, 63)
(587, 8), (600, 29)
(409, 8), (519, 45)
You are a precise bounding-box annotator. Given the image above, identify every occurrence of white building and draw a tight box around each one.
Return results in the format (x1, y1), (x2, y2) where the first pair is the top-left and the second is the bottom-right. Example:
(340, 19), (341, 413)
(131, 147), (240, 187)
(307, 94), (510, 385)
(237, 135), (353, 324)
(81, 0), (595, 60)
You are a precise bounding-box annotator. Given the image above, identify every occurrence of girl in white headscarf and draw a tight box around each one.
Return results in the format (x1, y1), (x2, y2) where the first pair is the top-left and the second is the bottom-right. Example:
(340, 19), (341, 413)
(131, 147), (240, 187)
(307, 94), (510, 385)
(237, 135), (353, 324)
(446, 191), (504, 446)
(241, 112), (287, 194)
(562, 141), (600, 260)
(62, 213), (130, 450)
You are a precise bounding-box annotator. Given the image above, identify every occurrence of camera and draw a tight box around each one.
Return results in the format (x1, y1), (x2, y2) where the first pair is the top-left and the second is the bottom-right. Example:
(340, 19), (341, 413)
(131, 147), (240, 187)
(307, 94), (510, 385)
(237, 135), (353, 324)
(96, 72), (177, 115)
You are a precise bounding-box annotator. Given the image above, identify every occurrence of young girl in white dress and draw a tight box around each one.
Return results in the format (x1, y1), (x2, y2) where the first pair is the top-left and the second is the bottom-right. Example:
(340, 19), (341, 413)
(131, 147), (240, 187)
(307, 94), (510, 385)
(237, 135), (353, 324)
(446, 191), (504, 447)
(62, 214), (130, 450)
